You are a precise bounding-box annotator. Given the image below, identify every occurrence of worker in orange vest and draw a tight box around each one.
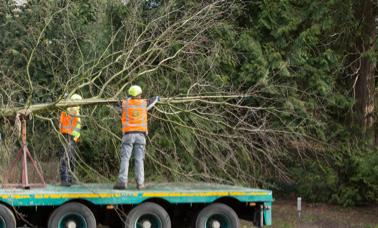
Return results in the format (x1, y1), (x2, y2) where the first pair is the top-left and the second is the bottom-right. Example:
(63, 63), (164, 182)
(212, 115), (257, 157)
(59, 94), (82, 186)
(114, 85), (159, 190)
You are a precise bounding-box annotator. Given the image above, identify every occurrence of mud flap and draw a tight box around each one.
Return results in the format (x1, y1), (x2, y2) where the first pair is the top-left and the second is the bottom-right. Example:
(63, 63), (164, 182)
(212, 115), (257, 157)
(263, 202), (272, 226)
(254, 203), (272, 227)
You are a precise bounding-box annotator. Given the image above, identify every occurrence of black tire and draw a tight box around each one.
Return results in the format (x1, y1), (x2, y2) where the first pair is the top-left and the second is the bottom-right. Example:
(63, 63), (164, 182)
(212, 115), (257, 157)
(195, 203), (239, 228)
(125, 202), (171, 228)
(0, 204), (16, 228)
(48, 202), (96, 228)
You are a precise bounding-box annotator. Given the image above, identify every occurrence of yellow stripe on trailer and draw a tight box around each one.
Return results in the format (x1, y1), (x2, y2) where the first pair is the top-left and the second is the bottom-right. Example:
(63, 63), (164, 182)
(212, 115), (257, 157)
(143, 191), (270, 198)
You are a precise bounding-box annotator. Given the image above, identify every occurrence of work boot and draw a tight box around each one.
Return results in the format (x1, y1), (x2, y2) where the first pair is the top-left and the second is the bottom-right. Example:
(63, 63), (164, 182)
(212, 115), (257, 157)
(61, 180), (71, 187)
(137, 183), (145, 190)
(113, 181), (127, 190)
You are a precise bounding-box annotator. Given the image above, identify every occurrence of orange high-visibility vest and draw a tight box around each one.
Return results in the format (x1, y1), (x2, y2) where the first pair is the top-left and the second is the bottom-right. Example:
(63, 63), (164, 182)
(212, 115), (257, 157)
(122, 99), (148, 133)
(60, 111), (80, 136)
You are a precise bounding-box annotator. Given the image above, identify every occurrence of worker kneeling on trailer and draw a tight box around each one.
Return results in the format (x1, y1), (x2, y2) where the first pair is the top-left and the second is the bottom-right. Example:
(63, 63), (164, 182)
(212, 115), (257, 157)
(114, 85), (159, 190)
(59, 94), (82, 186)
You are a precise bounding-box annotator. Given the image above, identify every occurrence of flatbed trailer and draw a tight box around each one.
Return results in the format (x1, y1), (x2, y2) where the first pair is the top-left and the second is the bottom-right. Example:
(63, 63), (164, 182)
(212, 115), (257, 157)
(0, 182), (272, 228)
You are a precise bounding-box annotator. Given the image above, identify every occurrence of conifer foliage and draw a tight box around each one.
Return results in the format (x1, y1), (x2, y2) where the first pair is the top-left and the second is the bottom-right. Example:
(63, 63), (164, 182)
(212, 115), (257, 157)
(0, 0), (377, 205)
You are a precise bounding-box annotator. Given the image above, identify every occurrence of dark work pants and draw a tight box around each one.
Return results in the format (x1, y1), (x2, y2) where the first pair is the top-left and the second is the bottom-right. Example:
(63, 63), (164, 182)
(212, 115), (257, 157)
(60, 135), (76, 183)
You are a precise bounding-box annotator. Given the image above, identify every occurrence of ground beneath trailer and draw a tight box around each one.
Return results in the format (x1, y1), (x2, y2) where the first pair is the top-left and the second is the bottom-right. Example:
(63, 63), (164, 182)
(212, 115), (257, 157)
(97, 199), (378, 228)
(241, 199), (378, 228)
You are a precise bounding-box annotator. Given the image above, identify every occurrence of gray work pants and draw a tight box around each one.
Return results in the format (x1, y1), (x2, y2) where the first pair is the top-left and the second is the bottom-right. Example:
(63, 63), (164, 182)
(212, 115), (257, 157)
(118, 133), (146, 185)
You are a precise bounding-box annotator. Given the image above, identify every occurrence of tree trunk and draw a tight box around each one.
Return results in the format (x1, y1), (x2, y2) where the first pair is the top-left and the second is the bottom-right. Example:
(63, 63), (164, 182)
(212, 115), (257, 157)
(354, 0), (376, 144)
(0, 94), (253, 118)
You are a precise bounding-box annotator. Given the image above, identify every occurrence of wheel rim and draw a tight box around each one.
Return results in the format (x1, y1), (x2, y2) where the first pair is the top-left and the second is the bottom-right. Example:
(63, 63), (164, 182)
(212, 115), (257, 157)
(0, 216), (5, 228)
(134, 213), (163, 228)
(58, 213), (88, 228)
(205, 214), (231, 228)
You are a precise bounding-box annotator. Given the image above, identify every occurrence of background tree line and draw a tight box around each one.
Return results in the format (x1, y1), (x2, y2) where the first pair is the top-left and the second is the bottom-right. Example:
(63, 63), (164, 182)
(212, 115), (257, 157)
(0, 0), (377, 206)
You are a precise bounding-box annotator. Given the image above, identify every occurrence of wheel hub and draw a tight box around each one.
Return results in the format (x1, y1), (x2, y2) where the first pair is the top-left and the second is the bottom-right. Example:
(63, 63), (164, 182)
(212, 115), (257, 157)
(142, 220), (152, 228)
(66, 220), (77, 228)
(211, 220), (221, 228)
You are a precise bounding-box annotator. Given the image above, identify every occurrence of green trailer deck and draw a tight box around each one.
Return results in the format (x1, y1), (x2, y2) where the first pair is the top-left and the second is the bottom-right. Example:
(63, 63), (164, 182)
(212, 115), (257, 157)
(0, 183), (272, 206)
(0, 183), (273, 227)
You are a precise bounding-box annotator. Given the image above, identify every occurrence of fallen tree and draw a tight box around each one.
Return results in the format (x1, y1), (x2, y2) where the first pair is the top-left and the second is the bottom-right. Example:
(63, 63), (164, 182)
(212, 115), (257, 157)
(0, 0), (319, 192)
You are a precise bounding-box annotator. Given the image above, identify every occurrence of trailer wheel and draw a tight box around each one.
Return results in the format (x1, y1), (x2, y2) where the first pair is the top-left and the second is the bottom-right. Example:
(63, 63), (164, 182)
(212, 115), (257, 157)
(125, 202), (171, 228)
(0, 204), (16, 228)
(48, 202), (96, 228)
(195, 203), (239, 228)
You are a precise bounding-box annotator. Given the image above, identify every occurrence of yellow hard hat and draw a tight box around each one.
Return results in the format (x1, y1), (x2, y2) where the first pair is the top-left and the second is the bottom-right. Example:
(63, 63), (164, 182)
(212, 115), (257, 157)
(70, 94), (82, 100)
(128, 85), (142, 97)
(68, 94), (82, 113)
